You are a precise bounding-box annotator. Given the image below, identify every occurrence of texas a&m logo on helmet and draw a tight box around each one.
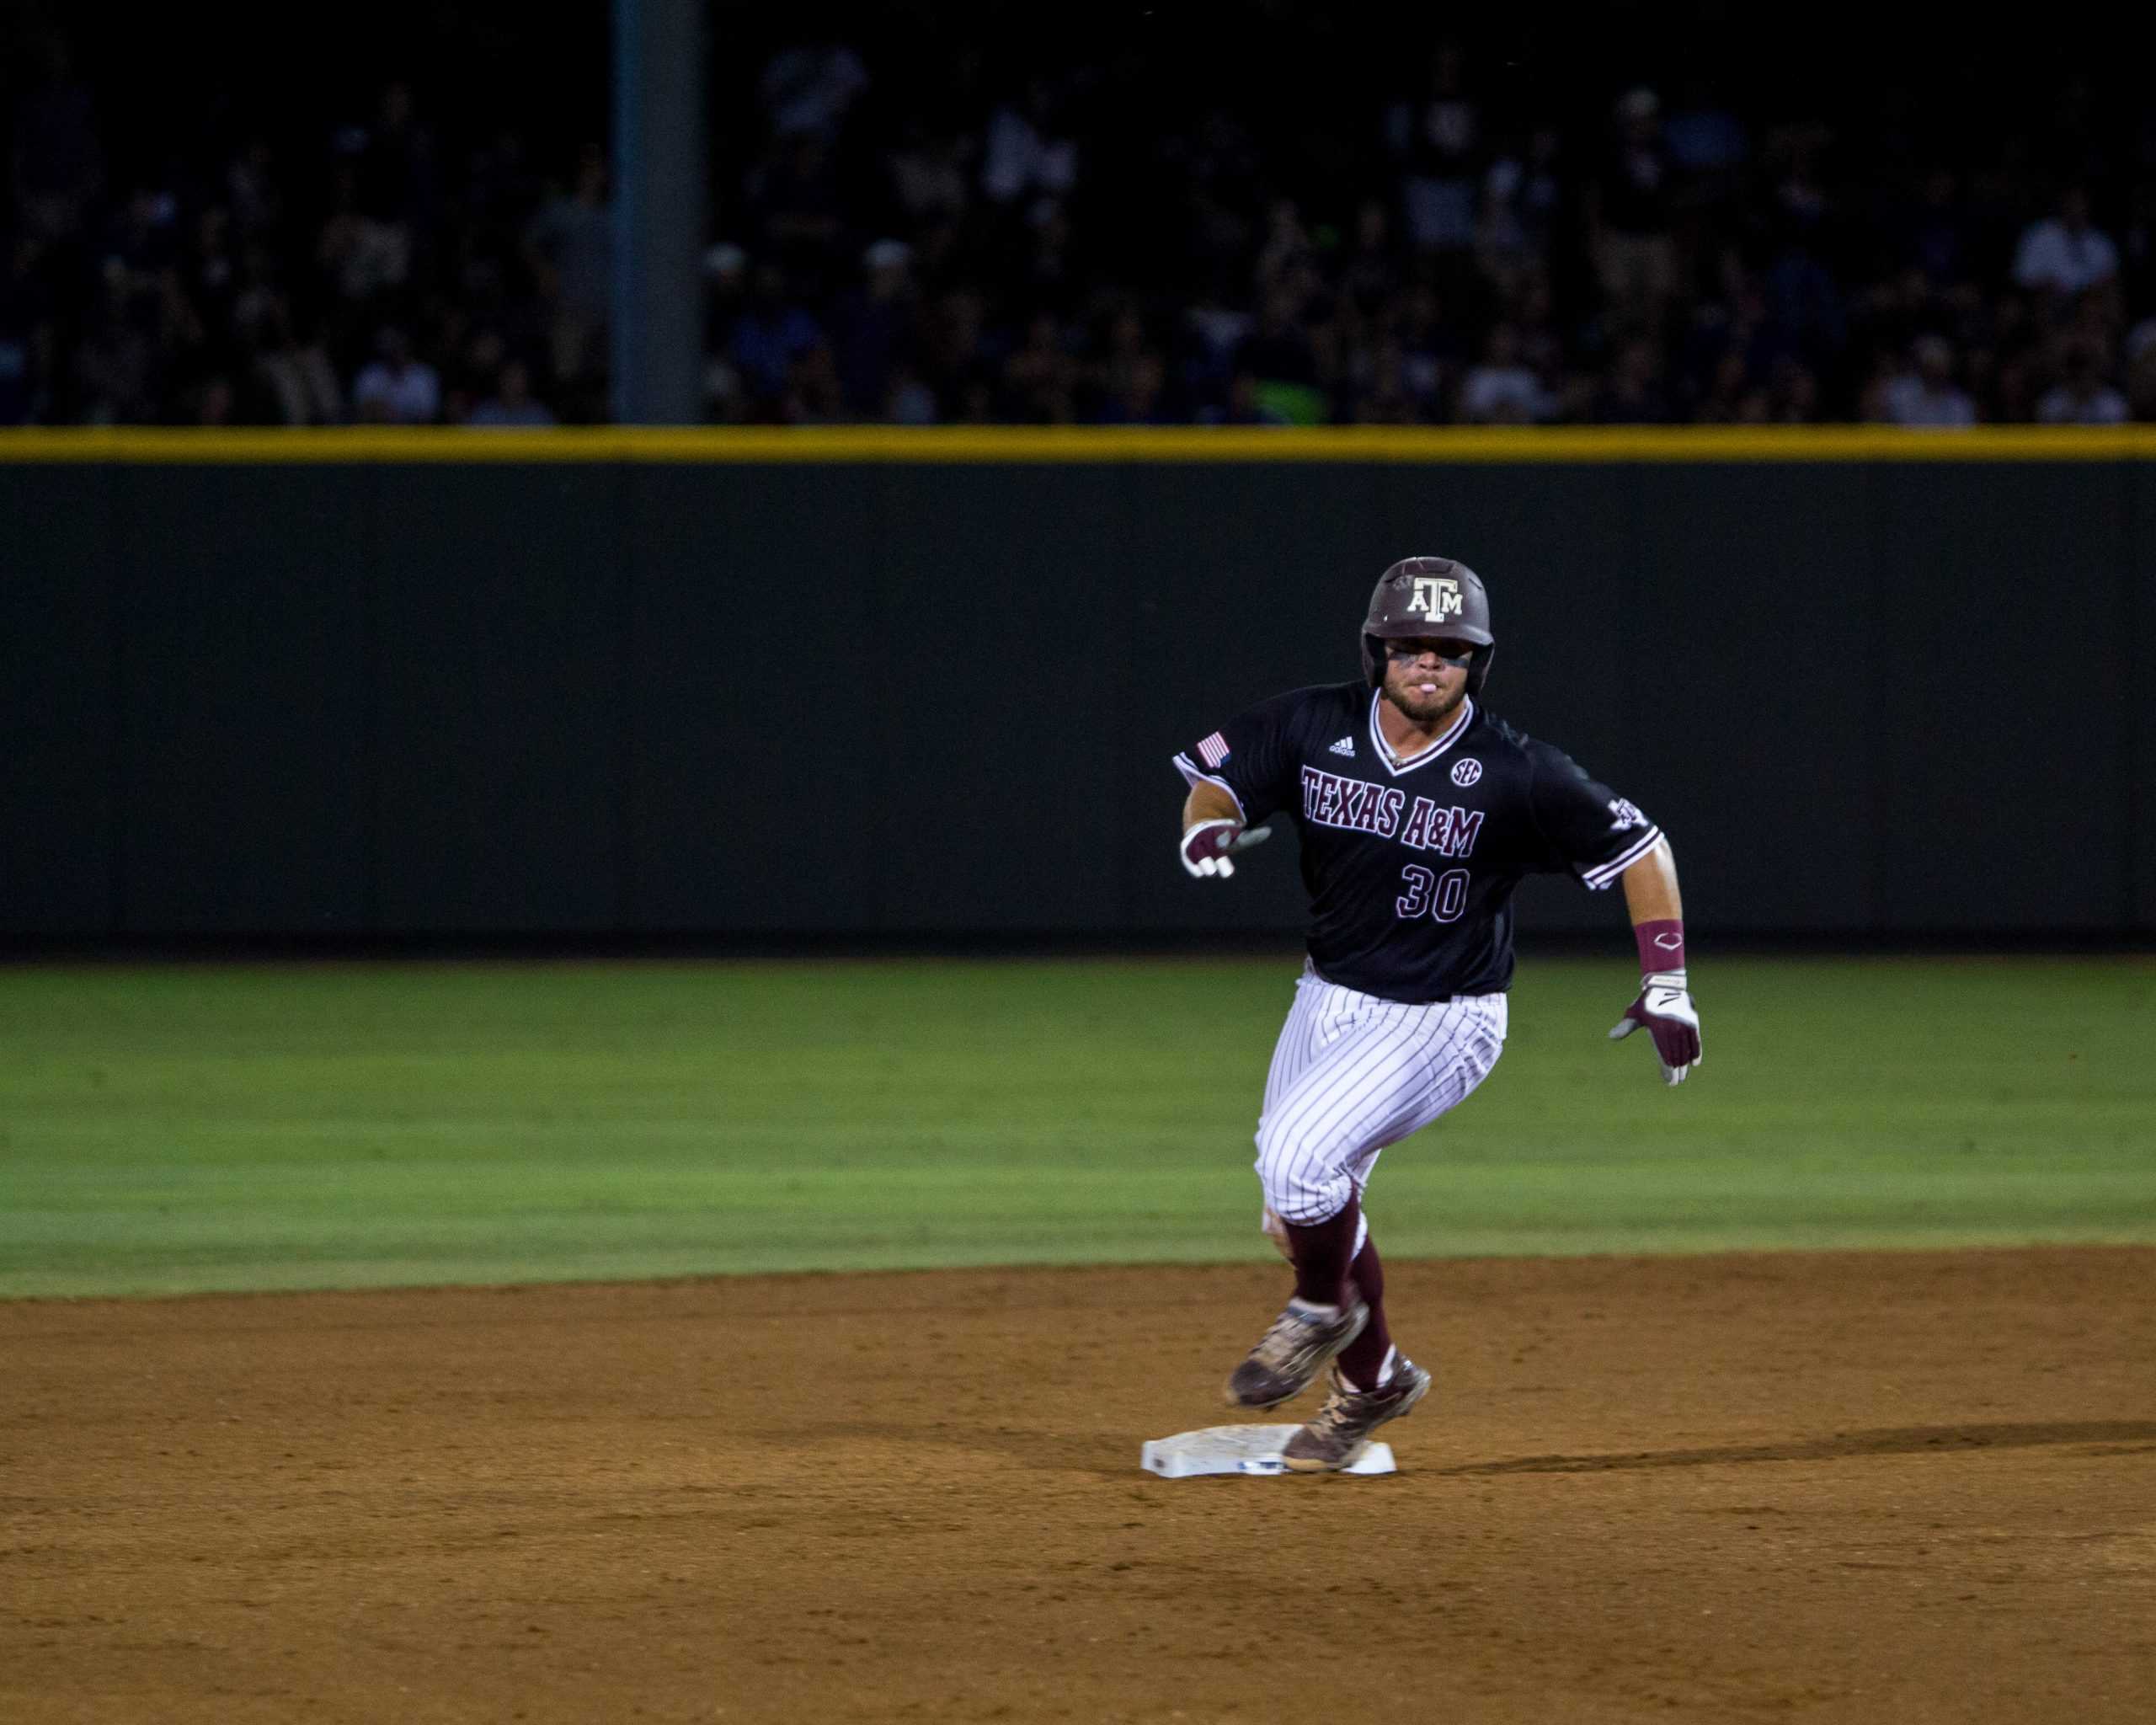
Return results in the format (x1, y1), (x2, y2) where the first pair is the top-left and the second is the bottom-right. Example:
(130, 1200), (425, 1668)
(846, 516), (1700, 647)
(1405, 576), (1465, 622)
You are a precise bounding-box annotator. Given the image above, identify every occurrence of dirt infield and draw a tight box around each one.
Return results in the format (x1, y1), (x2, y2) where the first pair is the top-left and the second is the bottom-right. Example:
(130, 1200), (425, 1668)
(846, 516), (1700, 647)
(6, 1248), (2154, 1723)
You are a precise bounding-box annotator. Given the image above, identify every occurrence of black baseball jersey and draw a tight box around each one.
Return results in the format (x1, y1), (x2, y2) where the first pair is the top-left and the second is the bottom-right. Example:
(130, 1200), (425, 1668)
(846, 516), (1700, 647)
(1175, 682), (1662, 1002)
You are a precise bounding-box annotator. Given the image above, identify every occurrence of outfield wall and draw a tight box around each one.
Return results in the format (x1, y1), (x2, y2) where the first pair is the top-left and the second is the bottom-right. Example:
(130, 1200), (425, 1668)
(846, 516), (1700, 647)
(4, 428), (2152, 940)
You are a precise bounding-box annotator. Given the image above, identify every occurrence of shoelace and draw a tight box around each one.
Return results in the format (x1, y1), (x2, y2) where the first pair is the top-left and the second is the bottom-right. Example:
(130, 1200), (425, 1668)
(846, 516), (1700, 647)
(1304, 1386), (1364, 1444)
(1310, 1371), (1380, 1431)
(1255, 1306), (1331, 1365)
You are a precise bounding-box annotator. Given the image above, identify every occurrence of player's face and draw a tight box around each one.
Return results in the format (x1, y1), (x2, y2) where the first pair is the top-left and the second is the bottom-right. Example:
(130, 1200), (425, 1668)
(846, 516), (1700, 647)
(1380, 637), (1472, 724)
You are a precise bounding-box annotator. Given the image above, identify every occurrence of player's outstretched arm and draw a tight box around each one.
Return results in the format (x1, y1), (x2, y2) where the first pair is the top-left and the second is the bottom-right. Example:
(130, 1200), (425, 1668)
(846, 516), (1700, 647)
(1609, 838), (1702, 1084)
(1179, 781), (1251, 878)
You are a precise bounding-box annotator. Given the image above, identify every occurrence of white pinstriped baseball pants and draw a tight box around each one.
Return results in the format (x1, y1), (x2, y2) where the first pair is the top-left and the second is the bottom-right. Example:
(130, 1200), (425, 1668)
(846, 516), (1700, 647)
(1254, 962), (1508, 1230)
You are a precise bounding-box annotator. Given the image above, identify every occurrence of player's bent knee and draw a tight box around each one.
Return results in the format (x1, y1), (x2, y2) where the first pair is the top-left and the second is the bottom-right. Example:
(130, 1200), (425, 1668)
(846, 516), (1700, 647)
(1252, 1130), (1356, 1227)
(1264, 1176), (1358, 1226)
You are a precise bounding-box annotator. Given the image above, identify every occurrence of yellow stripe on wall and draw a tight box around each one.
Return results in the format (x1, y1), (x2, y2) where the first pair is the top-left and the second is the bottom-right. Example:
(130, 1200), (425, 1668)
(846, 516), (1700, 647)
(2, 425), (2153, 463)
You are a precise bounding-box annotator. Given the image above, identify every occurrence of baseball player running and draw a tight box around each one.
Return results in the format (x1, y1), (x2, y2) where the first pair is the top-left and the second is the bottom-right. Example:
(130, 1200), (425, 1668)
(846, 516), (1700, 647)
(1173, 556), (1700, 1472)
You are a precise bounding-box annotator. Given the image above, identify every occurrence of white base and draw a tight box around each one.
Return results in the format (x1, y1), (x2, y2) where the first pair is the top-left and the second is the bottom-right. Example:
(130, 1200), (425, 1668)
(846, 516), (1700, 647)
(1141, 1423), (1397, 1478)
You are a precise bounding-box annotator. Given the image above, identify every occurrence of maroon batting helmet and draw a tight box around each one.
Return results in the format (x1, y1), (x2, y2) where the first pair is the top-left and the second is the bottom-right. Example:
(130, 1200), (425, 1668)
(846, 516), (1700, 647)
(1360, 556), (1496, 695)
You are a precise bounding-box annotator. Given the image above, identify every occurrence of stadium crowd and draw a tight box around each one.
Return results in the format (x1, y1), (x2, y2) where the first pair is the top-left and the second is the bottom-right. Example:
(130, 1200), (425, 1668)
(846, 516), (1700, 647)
(5, 13), (2153, 428)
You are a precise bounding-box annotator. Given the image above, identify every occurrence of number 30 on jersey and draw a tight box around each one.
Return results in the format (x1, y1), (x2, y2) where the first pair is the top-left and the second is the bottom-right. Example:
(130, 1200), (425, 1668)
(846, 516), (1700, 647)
(1397, 864), (1470, 923)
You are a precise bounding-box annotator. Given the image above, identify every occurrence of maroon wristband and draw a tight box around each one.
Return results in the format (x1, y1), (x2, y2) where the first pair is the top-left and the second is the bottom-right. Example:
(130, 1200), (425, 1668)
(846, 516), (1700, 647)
(1634, 918), (1685, 974)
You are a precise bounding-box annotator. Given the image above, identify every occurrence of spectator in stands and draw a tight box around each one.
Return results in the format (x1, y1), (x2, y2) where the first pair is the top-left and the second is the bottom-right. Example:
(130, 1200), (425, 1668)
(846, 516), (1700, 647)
(524, 144), (612, 399)
(884, 362), (937, 425)
(919, 286), (995, 421)
(1760, 136), (1848, 376)
(1348, 337), (1417, 425)
(2036, 342), (2128, 424)
(467, 359), (556, 428)
(1509, 271), (1567, 390)
(245, 296), (343, 425)
(884, 116), (970, 226)
(1002, 310), (1076, 423)
(1477, 127), (1563, 286)
(0, 232), (56, 424)
(1588, 88), (1678, 328)
(190, 372), (237, 425)
(1177, 293), (1250, 419)
(2012, 186), (2121, 312)
(72, 255), (176, 425)
(1680, 248), (1764, 398)
(11, 30), (104, 242)
(1009, 195), (1078, 313)
(1206, 371), (1289, 425)
(1593, 335), (1672, 423)
(700, 243), (749, 419)
(2125, 184), (2156, 316)
(757, 38), (870, 143)
(224, 135), (283, 240)
(981, 78), (1079, 209)
(1662, 77), (1750, 199)
(317, 152), (411, 311)
(1906, 169), (1975, 292)
(1870, 334), (1977, 427)
(726, 263), (822, 413)
(353, 325), (440, 423)
(440, 326), (504, 424)
(1761, 358), (1823, 424)
(747, 132), (847, 283)
(7, 19), (2155, 432)
(1693, 350), (1752, 422)
(830, 238), (916, 414)
(0, 334), (33, 426)
(778, 339), (846, 423)
(1241, 287), (1326, 425)
(1339, 198), (1402, 315)
(357, 83), (436, 234)
(1095, 350), (1169, 425)
(1459, 324), (1551, 423)
(1177, 108), (1265, 291)
(1087, 304), (1167, 424)
(1394, 284), (1462, 415)
(104, 183), (181, 286)
(1390, 40), (1481, 253)
(2127, 323), (2156, 421)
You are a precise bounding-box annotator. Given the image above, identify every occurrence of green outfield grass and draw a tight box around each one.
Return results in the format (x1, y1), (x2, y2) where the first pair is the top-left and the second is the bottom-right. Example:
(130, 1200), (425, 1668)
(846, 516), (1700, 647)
(2, 955), (2152, 1298)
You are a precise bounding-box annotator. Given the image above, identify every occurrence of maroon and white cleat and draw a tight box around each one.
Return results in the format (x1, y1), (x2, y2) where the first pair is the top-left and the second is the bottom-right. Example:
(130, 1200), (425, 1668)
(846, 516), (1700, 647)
(1280, 1358), (1433, 1472)
(1224, 1300), (1369, 1409)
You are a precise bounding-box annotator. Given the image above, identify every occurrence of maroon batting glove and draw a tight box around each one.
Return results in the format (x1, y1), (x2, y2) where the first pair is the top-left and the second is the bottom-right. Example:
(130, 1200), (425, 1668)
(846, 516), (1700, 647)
(1609, 970), (1702, 1084)
(1178, 818), (1244, 879)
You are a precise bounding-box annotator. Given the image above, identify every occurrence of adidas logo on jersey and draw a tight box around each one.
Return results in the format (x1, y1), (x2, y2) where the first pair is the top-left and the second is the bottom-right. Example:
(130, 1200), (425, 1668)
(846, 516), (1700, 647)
(1329, 736), (1355, 757)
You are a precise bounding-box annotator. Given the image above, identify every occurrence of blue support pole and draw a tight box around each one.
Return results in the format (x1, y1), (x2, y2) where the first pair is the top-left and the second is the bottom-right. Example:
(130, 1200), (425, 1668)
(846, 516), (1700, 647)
(612, 0), (706, 424)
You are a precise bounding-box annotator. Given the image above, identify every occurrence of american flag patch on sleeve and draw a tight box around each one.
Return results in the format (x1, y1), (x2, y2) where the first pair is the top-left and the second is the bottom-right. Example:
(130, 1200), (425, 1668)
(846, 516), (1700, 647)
(1198, 731), (1231, 767)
